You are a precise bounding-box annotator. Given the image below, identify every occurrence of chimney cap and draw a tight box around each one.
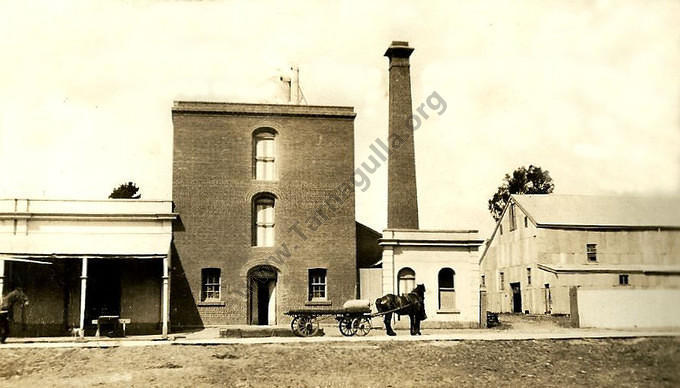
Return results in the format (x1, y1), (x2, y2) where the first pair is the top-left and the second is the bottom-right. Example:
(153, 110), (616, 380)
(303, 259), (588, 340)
(384, 40), (414, 58)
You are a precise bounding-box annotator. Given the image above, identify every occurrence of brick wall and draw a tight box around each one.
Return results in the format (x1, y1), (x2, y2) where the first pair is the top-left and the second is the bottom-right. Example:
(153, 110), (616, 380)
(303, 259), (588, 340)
(171, 103), (357, 327)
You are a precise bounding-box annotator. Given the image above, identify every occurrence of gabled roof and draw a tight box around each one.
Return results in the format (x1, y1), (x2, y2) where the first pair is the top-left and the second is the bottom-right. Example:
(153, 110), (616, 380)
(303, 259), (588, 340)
(513, 194), (680, 229)
(479, 193), (680, 264)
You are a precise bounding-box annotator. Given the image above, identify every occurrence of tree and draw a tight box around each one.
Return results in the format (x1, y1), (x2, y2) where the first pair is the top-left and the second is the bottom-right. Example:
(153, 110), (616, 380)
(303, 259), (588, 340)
(488, 165), (554, 221)
(109, 181), (141, 199)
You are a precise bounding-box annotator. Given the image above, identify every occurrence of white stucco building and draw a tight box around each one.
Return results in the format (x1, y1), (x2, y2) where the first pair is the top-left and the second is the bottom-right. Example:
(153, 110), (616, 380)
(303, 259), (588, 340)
(380, 229), (484, 328)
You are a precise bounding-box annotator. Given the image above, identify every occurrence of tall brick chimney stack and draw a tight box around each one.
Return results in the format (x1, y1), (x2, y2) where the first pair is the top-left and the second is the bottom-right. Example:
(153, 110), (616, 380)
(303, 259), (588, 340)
(385, 41), (419, 229)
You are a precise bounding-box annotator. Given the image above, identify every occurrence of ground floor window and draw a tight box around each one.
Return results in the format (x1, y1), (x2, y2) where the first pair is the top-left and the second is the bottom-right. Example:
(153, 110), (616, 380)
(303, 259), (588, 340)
(438, 268), (456, 310)
(397, 267), (416, 295)
(618, 274), (629, 286)
(308, 268), (327, 300)
(201, 268), (221, 302)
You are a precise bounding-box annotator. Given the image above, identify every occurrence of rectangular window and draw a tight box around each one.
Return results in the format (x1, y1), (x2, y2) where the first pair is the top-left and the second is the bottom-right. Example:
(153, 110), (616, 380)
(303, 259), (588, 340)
(499, 224), (503, 235)
(481, 275), (486, 288)
(509, 204), (517, 231)
(201, 268), (221, 302)
(527, 268), (532, 285)
(499, 272), (505, 290)
(619, 274), (629, 286)
(308, 268), (327, 300)
(524, 216), (528, 228)
(586, 243), (597, 262)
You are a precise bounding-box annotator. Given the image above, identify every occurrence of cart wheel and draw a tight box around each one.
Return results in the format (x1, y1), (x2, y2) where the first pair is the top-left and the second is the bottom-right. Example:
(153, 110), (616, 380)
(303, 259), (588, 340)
(352, 317), (371, 336)
(291, 315), (319, 337)
(338, 317), (358, 337)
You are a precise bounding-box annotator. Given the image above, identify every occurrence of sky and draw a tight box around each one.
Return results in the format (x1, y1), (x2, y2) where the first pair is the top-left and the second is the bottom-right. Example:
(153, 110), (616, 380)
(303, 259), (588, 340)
(1, 0), (678, 239)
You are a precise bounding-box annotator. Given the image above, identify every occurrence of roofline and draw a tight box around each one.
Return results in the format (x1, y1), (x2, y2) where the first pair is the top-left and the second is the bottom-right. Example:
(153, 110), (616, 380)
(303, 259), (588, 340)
(0, 198), (172, 202)
(0, 253), (168, 261)
(380, 239), (484, 248)
(537, 263), (680, 275)
(0, 213), (178, 221)
(383, 228), (480, 233)
(172, 101), (356, 118)
(479, 196), (529, 264)
(535, 224), (680, 231)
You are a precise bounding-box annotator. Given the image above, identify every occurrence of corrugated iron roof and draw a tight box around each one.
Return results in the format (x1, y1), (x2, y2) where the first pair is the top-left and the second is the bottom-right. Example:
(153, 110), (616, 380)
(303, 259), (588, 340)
(512, 194), (680, 228)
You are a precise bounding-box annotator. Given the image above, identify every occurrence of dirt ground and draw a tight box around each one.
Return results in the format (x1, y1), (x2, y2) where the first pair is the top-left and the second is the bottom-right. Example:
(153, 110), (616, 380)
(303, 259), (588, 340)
(0, 336), (678, 387)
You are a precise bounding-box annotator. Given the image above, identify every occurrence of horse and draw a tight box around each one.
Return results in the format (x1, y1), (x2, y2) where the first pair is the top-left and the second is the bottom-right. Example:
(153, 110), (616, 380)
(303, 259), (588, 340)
(0, 288), (29, 343)
(375, 284), (426, 336)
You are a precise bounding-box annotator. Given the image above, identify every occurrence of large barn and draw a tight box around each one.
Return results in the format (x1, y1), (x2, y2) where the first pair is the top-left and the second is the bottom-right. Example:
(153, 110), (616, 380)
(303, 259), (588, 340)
(480, 194), (680, 316)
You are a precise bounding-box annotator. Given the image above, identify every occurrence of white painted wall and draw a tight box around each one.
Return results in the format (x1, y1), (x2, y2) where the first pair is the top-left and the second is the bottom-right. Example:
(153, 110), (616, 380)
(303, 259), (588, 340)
(0, 199), (174, 255)
(578, 288), (680, 329)
(359, 268), (383, 313)
(391, 246), (480, 324)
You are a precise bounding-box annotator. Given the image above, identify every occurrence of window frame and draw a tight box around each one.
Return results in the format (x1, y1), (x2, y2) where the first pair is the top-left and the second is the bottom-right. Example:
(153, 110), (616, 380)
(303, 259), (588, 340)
(499, 271), (505, 291)
(509, 203), (517, 231)
(252, 193), (276, 247)
(438, 268), (456, 311)
(201, 268), (221, 302)
(397, 267), (416, 295)
(527, 267), (532, 286)
(586, 243), (597, 262)
(308, 268), (327, 301)
(252, 129), (277, 181)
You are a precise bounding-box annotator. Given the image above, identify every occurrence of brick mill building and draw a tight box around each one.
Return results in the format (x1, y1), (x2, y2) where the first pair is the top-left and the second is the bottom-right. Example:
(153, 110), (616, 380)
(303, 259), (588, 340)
(171, 102), (359, 328)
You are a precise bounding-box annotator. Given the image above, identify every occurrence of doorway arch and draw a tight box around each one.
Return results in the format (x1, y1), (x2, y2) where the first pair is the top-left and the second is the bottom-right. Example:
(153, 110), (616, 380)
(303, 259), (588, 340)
(247, 265), (278, 325)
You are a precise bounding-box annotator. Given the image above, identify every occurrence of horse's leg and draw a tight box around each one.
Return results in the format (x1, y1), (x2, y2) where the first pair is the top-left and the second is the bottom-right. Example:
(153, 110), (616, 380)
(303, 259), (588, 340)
(409, 313), (416, 335)
(384, 312), (396, 336)
(0, 317), (8, 344)
(415, 315), (422, 335)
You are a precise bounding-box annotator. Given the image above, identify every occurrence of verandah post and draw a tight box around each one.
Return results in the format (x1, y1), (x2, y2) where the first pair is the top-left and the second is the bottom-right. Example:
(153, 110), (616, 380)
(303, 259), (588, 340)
(0, 259), (5, 298)
(79, 257), (88, 338)
(162, 253), (169, 338)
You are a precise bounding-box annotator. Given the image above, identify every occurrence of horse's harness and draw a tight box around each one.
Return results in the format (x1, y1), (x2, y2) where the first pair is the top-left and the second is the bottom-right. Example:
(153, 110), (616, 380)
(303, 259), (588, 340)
(377, 292), (423, 315)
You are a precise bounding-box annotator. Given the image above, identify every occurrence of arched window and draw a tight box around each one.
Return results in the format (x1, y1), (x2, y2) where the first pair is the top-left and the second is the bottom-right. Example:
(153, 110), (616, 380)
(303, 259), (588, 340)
(397, 268), (415, 295)
(438, 268), (456, 311)
(253, 193), (275, 247)
(253, 128), (277, 181)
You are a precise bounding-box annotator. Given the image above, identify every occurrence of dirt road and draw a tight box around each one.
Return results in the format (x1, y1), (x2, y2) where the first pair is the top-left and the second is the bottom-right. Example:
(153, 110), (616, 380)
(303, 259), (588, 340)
(0, 337), (678, 387)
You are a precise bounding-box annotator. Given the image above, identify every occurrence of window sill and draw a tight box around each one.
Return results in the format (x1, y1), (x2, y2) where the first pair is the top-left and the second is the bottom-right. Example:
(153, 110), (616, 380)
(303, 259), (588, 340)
(198, 301), (226, 307)
(437, 310), (461, 314)
(305, 300), (332, 306)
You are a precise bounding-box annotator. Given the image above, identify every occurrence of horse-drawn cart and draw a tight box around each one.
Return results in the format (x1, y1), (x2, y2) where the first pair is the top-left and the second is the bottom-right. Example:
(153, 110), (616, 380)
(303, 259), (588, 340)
(285, 287), (425, 338)
(285, 300), (374, 337)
